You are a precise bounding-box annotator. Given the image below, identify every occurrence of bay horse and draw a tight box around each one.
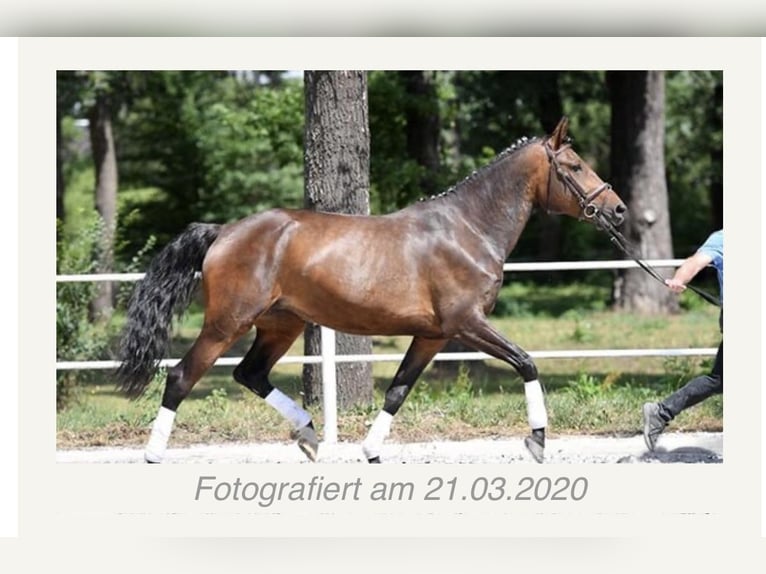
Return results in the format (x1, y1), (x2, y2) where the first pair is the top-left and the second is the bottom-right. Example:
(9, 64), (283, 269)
(116, 117), (626, 464)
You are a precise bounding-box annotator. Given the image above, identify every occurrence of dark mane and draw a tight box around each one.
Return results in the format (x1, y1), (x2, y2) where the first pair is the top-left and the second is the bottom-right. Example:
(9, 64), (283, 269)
(419, 136), (542, 202)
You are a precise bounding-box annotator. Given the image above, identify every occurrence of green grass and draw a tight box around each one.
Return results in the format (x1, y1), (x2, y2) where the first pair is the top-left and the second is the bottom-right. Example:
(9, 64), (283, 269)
(57, 284), (722, 449)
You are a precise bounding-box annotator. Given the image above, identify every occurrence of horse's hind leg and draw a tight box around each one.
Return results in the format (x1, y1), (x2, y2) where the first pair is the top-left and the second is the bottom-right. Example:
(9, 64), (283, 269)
(455, 316), (547, 463)
(145, 321), (248, 463)
(232, 312), (318, 461)
(362, 337), (447, 463)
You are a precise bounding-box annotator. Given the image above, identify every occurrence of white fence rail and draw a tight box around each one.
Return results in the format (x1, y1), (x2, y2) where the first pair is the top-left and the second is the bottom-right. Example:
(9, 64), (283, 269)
(56, 259), (687, 283)
(56, 259), (717, 444)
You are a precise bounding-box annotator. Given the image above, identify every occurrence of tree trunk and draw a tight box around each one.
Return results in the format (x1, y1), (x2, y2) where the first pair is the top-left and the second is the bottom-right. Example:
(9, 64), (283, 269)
(401, 71), (441, 196)
(302, 71), (374, 410)
(88, 91), (118, 323)
(607, 71), (678, 314)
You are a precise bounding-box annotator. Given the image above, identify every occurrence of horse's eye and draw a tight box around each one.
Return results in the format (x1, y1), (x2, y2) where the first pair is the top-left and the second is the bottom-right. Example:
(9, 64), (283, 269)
(571, 163), (582, 172)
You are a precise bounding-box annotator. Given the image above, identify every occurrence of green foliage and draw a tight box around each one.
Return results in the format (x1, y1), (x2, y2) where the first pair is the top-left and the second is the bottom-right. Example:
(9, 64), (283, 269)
(565, 372), (605, 400)
(193, 80), (304, 220)
(660, 356), (702, 392)
(202, 387), (230, 419)
(114, 370), (165, 427)
(492, 280), (610, 318)
(56, 216), (114, 410)
(59, 117), (92, 180)
(665, 71), (723, 252)
(60, 168), (97, 238)
(368, 71), (455, 213)
(567, 313), (596, 344)
(453, 71), (546, 153)
(406, 364), (474, 413)
(113, 72), (304, 261)
(491, 296), (534, 318)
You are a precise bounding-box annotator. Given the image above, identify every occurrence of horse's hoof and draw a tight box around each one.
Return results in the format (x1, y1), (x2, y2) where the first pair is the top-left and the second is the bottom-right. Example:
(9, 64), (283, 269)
(367, 456), (381, 464)
(293, 424), (318, 462)
(524, 429), (545, 463)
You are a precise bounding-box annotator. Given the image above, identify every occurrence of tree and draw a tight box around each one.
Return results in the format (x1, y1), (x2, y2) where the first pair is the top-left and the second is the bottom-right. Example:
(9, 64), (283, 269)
(367, 71), (446, 213)
(87, 73), (119, 322)
(114, 71), (304, 263)
(664, 71), (722, 255)
(56, 70), (86, 232)
(533, 72), (565, 265)
(607, 71), (678, 314)
(400, 71), (441, 196)
(302, 71), (374, 409)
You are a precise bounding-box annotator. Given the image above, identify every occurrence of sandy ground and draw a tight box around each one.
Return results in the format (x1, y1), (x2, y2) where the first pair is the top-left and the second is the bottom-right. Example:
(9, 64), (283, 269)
(56, 431), (722, 464)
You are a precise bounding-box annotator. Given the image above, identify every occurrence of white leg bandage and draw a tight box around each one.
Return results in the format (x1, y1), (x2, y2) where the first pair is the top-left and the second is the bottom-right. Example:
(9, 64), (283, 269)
(524, 379), (548, 430)
(362, 411), (393, 460)
(265, 389), (312, 429)
(145, 406), (176, 463)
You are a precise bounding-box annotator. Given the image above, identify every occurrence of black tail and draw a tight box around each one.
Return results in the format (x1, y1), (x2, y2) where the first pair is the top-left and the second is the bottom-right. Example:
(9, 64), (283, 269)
(116, 223), (221, 397)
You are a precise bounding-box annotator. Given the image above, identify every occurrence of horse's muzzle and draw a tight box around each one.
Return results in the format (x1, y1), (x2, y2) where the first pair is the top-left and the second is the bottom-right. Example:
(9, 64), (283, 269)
(608, 202), (627, 226)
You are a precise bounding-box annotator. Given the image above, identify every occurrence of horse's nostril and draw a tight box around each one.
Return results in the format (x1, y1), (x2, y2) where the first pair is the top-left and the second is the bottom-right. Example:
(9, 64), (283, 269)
(615, 203), (627, 215)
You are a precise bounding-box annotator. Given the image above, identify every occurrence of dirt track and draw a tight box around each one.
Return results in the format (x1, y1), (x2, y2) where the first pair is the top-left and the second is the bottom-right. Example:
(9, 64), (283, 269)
(56, 431), (722, 464)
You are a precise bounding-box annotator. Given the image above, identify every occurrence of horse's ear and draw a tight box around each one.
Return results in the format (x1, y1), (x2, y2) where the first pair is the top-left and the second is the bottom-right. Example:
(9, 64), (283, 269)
(548, 116), (569, 150)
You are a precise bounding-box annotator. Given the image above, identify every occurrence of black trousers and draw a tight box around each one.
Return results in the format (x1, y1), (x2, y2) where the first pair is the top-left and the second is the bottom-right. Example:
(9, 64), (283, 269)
(659, 340), (722, 422)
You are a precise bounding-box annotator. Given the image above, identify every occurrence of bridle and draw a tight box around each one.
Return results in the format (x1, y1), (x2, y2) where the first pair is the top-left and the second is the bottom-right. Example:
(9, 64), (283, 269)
(543, 140), (721, 308)
(544, 141), (612, 221)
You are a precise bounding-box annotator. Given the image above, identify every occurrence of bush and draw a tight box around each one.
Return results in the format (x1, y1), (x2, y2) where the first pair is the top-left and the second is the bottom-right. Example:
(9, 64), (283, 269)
(56, 216), (114, 410)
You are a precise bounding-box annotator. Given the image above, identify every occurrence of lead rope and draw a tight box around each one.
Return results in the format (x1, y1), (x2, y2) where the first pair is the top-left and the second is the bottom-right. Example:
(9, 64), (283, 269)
(601, 220), (721, 307)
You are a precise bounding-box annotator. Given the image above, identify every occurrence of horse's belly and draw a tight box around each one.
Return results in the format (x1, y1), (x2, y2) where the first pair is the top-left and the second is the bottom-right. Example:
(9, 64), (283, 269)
(276, 288), (440, 337)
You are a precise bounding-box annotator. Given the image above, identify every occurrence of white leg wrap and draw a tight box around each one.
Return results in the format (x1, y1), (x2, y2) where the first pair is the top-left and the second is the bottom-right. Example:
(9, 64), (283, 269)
(524, 379), (548, 430)
(362, 411), (393, 459)
(264, 389), (312, 429)
(145, 406), (176, 463)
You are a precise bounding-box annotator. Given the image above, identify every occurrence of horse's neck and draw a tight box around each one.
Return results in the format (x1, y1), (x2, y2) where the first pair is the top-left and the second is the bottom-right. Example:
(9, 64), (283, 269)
(450, 150), (539, 261)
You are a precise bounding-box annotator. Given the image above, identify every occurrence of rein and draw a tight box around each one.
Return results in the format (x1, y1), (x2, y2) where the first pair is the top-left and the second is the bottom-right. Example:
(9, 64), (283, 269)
(544, 141), (721, 308)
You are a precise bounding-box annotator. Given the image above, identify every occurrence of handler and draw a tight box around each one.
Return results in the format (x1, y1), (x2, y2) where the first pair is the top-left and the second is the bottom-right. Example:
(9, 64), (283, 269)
(642, 229), (723, 451)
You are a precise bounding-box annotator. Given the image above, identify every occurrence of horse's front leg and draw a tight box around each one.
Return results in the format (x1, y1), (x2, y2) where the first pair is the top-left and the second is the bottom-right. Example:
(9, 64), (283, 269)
(455, 316), (547, 463)
(362, 337), (447, 463)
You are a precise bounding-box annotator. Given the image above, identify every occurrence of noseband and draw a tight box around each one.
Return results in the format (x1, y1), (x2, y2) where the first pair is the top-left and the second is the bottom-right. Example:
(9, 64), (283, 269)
(544, 142), (612, 220)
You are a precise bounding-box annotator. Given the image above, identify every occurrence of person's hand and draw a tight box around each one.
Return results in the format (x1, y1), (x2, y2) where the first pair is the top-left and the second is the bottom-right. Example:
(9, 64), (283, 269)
(665, 278), (686, 293)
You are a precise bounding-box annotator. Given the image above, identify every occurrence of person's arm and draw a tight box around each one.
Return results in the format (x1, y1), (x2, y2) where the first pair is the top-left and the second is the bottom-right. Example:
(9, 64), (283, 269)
(665, 251), (713, 293)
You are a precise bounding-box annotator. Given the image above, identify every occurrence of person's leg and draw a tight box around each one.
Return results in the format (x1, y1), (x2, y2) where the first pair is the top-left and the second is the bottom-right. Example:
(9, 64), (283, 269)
(659, 341), (722, 420)
(643, 341), (722, 451)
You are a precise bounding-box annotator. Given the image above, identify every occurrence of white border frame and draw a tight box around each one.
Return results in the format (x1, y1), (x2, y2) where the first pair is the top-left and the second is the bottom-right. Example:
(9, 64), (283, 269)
(15, 38), (760, 544)
(0, 37), (19, 540)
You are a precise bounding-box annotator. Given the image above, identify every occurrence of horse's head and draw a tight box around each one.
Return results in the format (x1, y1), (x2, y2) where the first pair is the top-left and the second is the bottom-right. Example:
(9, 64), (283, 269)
(539, 117), (627, 228)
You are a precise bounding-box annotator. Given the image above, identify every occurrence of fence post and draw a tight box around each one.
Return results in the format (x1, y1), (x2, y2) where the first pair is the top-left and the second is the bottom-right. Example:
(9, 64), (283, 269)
(320, 326), (338, 444)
